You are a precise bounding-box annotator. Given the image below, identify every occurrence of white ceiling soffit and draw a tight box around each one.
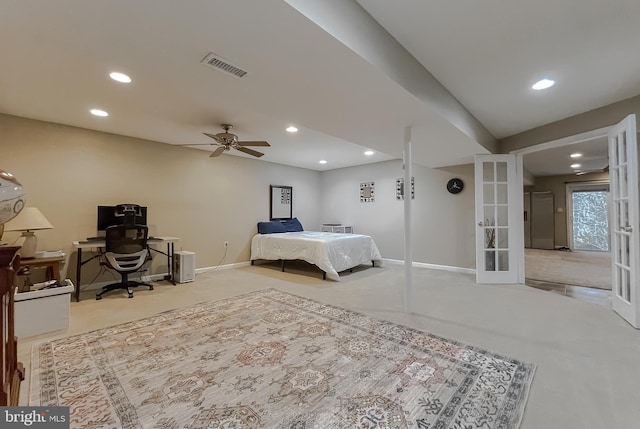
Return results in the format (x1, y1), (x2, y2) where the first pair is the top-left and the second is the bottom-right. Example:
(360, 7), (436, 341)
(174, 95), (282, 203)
(286, 0), (495, 159)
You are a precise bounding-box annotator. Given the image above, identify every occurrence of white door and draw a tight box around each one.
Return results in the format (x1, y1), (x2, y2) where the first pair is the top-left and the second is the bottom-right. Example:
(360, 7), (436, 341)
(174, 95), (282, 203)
(609, 114), (640, 328)
(475, 154), (524, 283)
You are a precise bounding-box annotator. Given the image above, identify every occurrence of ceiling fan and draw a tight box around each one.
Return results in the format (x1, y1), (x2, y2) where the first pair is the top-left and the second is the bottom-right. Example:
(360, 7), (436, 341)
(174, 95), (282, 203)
(576, 164), (609, 175)
(188, 124), (271, 158)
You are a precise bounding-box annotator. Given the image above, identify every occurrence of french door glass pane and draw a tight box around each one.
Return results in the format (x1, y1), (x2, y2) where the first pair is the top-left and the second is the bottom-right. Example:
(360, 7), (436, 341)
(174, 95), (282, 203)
(572, 190), (609, 251)
(498, 251), (509, 271)
(483, 162), (494, 182)
(484, 184), (495, 204)
(485, 250), (496, 271)
(496, 162), (508, 182)
(497, 228), (509, 249)
(496, 184), (508, 204)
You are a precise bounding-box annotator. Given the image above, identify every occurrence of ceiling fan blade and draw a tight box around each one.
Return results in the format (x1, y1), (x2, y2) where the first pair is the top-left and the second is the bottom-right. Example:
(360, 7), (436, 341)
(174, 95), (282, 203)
(236, 146), (265, 157)
(203, 132), (224, 143)
(184, 143), (216, 146)
(237, 140), (270, 147)
(576, 167), (609, 175)
(209, 146), (226, 158)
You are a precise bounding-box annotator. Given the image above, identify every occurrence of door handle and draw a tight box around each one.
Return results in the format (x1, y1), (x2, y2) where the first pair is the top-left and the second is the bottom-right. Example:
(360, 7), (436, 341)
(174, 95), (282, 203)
(478, 221), (484, 227)
(622, 225), (633, 232)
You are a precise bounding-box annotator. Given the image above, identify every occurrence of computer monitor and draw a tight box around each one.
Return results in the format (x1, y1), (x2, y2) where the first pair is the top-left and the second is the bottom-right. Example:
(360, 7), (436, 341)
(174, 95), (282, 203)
(97, 205), (147, 231)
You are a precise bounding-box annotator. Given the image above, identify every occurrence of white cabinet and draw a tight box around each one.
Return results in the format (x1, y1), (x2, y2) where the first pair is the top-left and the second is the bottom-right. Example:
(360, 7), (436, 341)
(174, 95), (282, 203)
(15, 280), (74, 338)
(321, 224), (353, 233)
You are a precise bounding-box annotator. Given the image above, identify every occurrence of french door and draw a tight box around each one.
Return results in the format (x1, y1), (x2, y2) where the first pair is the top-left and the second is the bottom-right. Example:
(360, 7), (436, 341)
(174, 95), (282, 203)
(474, 154), (524, 283)
(609, 114), (640, 328)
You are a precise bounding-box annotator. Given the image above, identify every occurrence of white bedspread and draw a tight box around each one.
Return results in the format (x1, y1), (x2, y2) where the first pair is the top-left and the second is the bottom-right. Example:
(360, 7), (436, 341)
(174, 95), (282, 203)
(251, 231), (382, 281)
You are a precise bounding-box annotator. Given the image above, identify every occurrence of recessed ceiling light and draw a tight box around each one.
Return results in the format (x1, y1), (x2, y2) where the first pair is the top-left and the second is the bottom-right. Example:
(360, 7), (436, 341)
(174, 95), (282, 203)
(570, 153), (583, 158)
(286, 126), (298, 133)
(90, 108), (109, 117)
(532, 78), (555, 90)
(364, 150), (374, 156)
(570, 163), (582, 169)
(109, 72), (132, 83)
(319, 160), (327, 164)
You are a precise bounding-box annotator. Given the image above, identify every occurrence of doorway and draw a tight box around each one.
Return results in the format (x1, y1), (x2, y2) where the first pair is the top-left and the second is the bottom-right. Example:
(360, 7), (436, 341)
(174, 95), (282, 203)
(513, 128), (613, 297)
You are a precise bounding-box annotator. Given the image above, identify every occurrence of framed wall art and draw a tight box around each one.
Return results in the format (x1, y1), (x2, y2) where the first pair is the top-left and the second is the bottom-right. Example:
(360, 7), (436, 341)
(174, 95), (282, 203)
(360, 182), (375, 203)
(270, 185), (293, 220)
(396, 177), (414, 200)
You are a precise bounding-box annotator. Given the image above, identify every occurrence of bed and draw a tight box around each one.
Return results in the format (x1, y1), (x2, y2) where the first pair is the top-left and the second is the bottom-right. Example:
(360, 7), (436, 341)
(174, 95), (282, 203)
(250, 219), (382, 281)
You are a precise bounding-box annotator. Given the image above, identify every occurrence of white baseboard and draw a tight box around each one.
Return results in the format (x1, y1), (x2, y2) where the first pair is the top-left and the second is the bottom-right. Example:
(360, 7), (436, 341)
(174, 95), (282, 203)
(383, 258), (476, 275)
(80, 260), (472, 292)
(78, 261), (253, 292)
(196, 261), (251, 274)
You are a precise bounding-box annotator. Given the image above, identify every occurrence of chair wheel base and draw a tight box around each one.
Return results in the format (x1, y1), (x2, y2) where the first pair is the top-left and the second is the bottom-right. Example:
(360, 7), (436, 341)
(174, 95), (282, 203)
(128, 293), (134, 298)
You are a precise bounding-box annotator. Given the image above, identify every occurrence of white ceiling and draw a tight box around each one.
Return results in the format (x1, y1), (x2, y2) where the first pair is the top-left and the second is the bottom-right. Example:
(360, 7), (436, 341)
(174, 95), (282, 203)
(521, 136), (609, 177)
(2, 0), (639, 174)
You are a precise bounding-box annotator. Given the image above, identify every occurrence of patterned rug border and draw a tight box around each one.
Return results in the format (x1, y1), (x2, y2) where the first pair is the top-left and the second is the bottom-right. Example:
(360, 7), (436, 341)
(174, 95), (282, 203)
(30, 287), (536, 428)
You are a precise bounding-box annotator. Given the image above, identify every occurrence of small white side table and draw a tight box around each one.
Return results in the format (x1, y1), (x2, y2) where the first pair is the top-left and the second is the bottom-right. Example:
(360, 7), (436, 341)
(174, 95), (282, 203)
(321, 224), (353, 233)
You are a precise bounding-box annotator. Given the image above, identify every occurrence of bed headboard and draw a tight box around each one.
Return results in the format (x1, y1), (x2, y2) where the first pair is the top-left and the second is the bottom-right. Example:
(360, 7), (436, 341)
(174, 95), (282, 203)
(257, 218), (303, 234)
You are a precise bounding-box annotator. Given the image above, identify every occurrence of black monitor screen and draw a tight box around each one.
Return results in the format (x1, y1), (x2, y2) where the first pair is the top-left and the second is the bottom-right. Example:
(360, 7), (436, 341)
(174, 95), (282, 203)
(97, 205), (147, 231)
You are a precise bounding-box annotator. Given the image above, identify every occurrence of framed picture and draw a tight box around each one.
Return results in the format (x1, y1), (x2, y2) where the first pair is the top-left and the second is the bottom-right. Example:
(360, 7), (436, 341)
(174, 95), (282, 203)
(360, 182), (375, 202)
(270, 185), (293, 220)
(396, 177), (414, 200)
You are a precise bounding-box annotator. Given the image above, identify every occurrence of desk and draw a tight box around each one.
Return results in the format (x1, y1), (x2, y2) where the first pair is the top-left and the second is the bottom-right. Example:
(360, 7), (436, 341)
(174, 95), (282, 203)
(20, 255), (64, 282)
(72, 237), (179, 302)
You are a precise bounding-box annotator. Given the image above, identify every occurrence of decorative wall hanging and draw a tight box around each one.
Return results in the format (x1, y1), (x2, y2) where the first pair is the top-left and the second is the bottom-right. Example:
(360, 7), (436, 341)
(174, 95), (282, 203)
(396, 177), (415, 200)
(446, 178), (464, 194)
(360, 182), (375, 202)
(270, 185), (293, 220)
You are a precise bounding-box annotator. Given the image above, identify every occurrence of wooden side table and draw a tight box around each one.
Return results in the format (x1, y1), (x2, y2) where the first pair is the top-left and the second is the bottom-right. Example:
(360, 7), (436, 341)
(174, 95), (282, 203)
(19, 255), (64, 282)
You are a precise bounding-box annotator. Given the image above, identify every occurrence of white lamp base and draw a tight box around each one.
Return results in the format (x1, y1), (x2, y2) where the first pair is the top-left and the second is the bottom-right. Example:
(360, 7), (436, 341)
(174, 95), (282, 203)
(19, 231), (37, 259)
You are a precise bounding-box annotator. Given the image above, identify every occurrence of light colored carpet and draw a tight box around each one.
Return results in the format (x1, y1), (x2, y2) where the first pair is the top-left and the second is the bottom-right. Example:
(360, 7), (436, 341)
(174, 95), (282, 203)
(18, 263), (640, 428)
(30, 289), (534, 429)
(525, 249), (611, 290)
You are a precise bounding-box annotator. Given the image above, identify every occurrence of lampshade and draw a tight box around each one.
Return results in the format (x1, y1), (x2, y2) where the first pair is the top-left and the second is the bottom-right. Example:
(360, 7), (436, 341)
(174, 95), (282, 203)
(3, 207), (53, 232)
(3, 207), (54, 259)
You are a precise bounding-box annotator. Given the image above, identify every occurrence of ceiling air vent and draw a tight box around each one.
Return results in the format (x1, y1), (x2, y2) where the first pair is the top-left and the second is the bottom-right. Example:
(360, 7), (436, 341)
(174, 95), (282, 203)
(200, 53), (248, 78)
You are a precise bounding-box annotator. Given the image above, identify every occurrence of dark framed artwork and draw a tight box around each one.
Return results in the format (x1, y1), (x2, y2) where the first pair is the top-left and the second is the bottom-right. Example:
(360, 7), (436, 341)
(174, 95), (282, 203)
(270, 185), (293, 220)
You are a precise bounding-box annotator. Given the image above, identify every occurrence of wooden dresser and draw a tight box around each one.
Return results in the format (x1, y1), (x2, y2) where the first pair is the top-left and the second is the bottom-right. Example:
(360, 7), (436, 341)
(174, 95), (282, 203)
(0, 246), (24, 406)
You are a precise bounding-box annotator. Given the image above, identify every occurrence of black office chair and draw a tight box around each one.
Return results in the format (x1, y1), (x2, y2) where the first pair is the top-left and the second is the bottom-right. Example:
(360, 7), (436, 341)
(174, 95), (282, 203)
(96, 224), (154, 300)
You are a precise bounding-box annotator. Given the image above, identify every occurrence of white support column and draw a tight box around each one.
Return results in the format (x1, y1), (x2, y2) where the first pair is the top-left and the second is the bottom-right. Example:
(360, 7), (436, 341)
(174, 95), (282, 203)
(403, 126), (413, 313)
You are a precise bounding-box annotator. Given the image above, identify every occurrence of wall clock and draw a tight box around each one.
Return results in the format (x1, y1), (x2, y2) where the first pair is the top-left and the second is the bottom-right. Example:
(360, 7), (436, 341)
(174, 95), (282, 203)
(446, 178), (464, 194)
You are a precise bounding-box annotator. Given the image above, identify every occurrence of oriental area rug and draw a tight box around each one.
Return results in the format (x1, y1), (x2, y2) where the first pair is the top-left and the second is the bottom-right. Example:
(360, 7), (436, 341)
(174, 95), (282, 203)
(30, 289), (535, 429)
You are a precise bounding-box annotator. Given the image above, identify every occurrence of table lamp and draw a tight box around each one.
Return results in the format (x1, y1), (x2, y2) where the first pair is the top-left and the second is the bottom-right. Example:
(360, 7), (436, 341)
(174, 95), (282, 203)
(3, 207), (54, 259)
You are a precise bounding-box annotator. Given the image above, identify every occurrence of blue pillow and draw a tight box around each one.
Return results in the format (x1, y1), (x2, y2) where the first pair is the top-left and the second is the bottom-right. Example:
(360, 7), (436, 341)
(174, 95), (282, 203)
(257, 221), (287, 234)
(282, 217), (303, 232)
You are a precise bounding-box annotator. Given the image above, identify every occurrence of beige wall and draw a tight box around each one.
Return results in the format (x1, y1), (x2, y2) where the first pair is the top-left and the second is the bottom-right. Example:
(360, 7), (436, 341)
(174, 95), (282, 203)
(1, 113), (480, 290)
(319, 160), (476, 269)
(524, 172), (608, 247)
(0, 114), (321, 283)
